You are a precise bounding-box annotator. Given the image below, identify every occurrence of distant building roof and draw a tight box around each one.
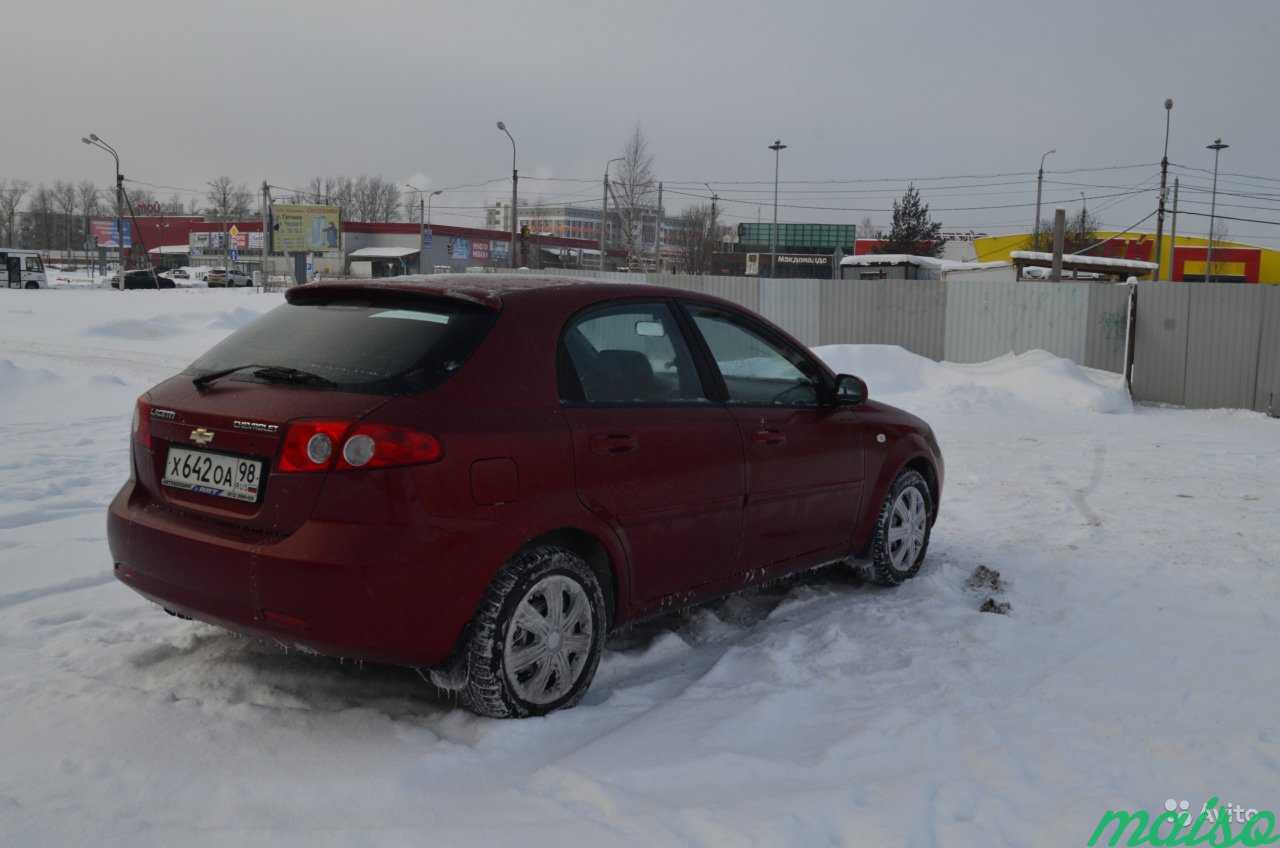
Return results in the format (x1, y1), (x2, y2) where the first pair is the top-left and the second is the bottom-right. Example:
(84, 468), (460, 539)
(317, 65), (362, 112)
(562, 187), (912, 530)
(1009, 251), (1158, 272)
(840, 254), (1010, 272)
(348, 246), (419, 259)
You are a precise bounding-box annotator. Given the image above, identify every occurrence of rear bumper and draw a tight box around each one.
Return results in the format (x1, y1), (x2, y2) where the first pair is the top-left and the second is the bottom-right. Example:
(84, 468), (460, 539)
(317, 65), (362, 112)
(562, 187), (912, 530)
(107, 479), (483, 668)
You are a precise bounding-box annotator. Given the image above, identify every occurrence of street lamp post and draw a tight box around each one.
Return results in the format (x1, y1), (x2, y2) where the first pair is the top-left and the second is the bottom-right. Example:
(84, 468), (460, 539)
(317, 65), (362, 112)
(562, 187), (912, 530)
(81, 133), (124, 274)
(768, 139), (786, 277)
(601, 156), (623, 272)
(404, 185), (443, 273)
(1204, 138), (1229, 283)
(1033, 148), (1056, 250)
(1154, 98), (1174, 279)
(497, 121), (518, 268)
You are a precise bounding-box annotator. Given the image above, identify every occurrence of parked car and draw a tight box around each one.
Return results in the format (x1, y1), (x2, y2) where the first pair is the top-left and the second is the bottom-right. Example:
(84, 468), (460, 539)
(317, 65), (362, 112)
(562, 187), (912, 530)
(112, 270), (176, 289)
(207, 268), (253, 287)
(107, 276), (943, 718)
(167, 268), (190, 280)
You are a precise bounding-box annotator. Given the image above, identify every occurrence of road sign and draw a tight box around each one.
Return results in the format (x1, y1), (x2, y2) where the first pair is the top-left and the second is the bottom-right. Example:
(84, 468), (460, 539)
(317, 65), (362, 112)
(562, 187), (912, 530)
(228, 225), (240, 238)
(230, 249), (240, 261)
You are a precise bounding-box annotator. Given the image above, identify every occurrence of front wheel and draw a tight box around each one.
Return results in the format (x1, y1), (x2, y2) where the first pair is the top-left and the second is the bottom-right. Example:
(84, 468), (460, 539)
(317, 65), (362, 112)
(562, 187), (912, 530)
(868, 469), (933, 586)
(460, 546), (606, 718)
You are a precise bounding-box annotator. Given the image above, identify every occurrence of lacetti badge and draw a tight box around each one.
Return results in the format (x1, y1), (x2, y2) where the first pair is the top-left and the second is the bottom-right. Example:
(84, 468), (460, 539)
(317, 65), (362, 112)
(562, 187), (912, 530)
(233, 420), (279, 434)
(189, 428), (215, 446)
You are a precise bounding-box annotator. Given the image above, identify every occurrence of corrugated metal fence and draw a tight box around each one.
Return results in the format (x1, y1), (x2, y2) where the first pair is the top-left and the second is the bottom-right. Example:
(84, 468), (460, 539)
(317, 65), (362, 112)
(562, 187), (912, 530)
(535, 269), (1280, 412)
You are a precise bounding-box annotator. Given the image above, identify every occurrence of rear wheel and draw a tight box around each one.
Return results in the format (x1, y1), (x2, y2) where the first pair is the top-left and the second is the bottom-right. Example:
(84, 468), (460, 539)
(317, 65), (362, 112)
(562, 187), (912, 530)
(460, 545), (606, 718)
(869, 469), (933, 586)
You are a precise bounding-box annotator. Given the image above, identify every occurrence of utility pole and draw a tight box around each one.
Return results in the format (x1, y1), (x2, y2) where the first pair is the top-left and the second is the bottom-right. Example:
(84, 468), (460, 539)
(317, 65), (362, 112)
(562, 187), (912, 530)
(601, 156), (622, 272)
(654, 181), (663, 275)
(419, 196), (425, 273)
(1168, 177), (1179, 278)
(1033, 148), (1056, 250)
(261, 181), (270, 286)
(769, 139), (786, 278)
(1050, 208), (1066, 282)
(1153, 98), (1173, 280)
(1205, 138), (1229, 283)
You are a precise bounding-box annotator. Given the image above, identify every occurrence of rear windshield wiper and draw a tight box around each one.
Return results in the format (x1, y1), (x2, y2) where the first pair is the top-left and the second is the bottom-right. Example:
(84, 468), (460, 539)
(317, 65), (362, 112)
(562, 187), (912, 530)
(193, 364), (335, 391)
(251, 366), (336, 388)
(193, 364), (262, 391)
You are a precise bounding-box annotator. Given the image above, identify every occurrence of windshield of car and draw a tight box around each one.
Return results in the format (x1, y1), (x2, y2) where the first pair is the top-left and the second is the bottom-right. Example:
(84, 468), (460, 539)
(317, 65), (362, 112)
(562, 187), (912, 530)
(186, 295), (498, 395)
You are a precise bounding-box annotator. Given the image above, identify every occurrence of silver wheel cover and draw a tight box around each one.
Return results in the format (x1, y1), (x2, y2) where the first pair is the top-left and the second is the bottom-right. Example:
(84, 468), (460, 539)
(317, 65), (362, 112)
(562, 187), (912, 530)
(503, 574), (594, 705)
(887, 486), (928, 572)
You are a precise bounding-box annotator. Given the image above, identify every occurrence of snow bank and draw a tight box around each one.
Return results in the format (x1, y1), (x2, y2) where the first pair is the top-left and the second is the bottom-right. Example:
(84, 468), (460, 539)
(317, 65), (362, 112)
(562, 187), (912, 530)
(815, 344), (1132, 415)
(0, 358), (61, 389)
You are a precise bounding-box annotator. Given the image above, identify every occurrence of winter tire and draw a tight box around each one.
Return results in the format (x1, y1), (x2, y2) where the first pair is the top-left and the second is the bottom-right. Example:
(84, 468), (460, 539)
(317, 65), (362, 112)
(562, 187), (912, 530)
(460, 545), (606, 718)
(869, 468), (933, 586)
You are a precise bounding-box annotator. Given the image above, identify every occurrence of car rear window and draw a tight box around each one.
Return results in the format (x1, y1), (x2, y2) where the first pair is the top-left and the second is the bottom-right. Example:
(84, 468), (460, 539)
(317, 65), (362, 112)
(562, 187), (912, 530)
(186, 295), (498, 395)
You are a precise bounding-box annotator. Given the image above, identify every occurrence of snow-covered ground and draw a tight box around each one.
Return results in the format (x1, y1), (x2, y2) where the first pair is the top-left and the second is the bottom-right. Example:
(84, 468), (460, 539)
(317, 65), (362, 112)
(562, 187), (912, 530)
(2, 288), (1278, 847)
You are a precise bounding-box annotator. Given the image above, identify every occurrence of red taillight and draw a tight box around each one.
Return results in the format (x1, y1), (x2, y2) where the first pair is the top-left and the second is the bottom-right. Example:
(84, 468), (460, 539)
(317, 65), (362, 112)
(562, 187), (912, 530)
(278, 420), (351, 472)
(277, 420), (442, 473)
(335, 424), (443, 470)
(133, 398), (152, 449)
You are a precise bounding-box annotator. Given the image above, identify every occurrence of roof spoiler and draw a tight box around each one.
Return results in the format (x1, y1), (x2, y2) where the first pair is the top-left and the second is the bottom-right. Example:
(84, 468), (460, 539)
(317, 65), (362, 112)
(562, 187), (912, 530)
(285, 281), (502, 310)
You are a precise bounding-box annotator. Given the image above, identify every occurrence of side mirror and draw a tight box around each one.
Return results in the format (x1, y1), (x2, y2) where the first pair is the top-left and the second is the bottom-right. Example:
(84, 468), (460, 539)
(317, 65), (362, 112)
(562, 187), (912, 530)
(832, 373), (868, 406)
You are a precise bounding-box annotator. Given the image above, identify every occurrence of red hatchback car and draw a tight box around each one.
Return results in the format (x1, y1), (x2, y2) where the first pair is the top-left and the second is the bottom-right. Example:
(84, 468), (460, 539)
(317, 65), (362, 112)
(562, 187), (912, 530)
(108, 276), (943, 717)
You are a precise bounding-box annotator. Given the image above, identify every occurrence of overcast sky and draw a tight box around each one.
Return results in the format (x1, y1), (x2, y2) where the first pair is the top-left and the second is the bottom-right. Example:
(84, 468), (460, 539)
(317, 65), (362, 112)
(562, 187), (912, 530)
(6, 0), (1279, 244)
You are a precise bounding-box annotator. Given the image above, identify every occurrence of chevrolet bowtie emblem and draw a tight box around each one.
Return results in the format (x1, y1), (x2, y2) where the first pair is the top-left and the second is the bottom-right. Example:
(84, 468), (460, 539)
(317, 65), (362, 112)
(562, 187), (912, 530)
(189, 428), (215, 446)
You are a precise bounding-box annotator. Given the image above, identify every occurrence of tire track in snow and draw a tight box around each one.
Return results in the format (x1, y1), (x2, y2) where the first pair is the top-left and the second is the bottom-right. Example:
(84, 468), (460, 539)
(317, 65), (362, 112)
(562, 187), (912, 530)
(0, 573), (115, 612)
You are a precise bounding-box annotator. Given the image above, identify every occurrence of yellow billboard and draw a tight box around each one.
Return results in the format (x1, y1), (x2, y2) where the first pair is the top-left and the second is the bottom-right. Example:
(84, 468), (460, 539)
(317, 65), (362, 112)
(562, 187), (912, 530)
(273, 204), (341, 253)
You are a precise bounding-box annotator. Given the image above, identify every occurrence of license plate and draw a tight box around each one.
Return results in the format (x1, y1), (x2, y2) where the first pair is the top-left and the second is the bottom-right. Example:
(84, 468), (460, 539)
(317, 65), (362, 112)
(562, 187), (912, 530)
(163, 447), (263, 503)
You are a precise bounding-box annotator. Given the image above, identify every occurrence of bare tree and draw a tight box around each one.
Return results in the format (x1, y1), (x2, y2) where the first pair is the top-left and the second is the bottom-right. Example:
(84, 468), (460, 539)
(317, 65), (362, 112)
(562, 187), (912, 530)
(0, 180), (30, 245)
(77, 181), (100, 234)
(1031, 206), (1102, 254)
(676, 203), (722, 274)
(306, 176), (336, 205)
(330, 176), (356, 218)
(1209, 219), (1230, 244)
(205, 176), (253, 221)
(858, 215), (883, 240)
(611, 125), (657, 265)
(53, 181), (78, 253)
(24, 184), (57, 250)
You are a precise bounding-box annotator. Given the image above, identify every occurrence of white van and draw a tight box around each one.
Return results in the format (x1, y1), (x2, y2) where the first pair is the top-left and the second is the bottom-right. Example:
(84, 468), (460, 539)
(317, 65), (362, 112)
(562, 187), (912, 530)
(1, 249), (47, 289)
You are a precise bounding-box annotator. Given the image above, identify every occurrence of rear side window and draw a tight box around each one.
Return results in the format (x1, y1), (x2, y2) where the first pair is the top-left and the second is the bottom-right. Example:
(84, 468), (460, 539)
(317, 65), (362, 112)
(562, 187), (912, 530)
(187, 296), (497, 395)
(560, 301), (706, 404)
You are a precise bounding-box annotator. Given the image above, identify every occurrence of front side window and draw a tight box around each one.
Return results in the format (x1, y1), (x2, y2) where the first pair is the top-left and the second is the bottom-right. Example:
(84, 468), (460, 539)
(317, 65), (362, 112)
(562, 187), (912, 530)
(560, 301), (705, 404)
(687, 305), (823, 406)
(24, 255), (43, 272)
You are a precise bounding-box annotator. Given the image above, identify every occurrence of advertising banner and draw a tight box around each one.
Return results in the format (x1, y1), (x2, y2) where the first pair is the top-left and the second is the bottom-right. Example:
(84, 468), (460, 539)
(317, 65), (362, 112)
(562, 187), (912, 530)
(449, 237), (471, 260)
(471, 239), (490, 261)
(274, 204), (341, 253)
(90, 219), (131, 248)
(491, 239), (509, 262)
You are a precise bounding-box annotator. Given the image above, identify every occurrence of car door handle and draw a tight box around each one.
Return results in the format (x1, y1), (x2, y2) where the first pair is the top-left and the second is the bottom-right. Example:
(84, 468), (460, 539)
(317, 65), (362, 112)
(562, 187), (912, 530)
(751, 428), (787, 446)
(589, 433), (639, 455)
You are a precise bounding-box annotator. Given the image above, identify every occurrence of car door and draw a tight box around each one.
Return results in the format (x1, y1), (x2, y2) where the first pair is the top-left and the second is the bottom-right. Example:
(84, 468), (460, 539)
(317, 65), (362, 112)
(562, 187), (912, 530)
(559, 299), (746, 605)
(681, 301), (865, 572)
